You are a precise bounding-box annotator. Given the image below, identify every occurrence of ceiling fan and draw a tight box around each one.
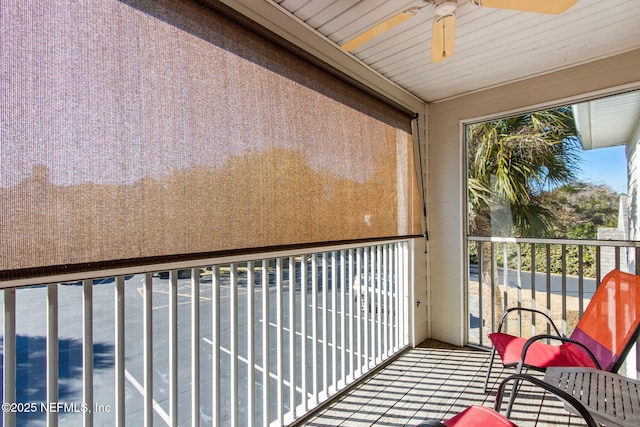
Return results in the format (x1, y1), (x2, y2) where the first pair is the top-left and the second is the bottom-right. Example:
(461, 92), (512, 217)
(340, 0), (577, 62)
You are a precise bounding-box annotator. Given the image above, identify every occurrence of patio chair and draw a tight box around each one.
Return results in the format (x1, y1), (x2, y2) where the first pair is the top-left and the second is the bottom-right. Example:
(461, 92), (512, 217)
(419, 374), (598, 427)
(485, 270), (640, 389)
(483, 269), (640, 414)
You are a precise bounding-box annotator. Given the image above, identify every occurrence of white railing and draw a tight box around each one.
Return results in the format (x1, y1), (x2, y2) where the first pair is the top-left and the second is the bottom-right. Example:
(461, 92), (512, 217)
(1, 240), (410, 426)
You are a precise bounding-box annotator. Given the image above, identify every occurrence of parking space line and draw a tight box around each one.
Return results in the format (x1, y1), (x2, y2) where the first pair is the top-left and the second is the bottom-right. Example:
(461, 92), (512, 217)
(202, 337), (341, 397)
(135, 287), (215, 310)
(135, 283), (261, 310)
(202, 338), (296, 388)
(145, 288), (212, 301)
(124, 369), (170, 425)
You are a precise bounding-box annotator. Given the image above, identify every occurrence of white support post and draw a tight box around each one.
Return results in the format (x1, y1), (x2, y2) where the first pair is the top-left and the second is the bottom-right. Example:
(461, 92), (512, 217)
(363, 248), (370, 373)
(300, 256), (308, 413)
(321, 253), (328, 398)
(370, 247), (377, 365)
(47, 284), (59, 427)
(247, 262), (255, 427)
(3, 289), (15, 427)
(288, 257), (296, 420)
(191, 268), (200, 427)
(348, 250), (355, 382)
(230, 264), (238, 427)
(82, 279), (94, 427)
(276, 258), (284, 424)
(402, 242), (410, 346)
(376, 245), (382, 363)
(261, 260), (270, 427)
(311, 254), (318, 405)
(355, 250), (362, 378)
(383, 245), (389, 358)
(212, 266), (221, 427)
(115, 276), (125, 427)
(169, 271), (178, 427)
(339, 250), (346, 388)
(394, 244), (400, 351)
(143, 273), (153, 427)
(331, 251), (337, 392)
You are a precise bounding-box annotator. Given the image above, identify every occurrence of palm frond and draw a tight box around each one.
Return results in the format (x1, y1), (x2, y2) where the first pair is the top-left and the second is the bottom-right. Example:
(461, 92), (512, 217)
(467, 107), (580, 237)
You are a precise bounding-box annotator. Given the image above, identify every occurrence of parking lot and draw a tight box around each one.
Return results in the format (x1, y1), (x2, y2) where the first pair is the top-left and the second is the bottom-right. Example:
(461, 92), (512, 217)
(2, 260), (393, 426)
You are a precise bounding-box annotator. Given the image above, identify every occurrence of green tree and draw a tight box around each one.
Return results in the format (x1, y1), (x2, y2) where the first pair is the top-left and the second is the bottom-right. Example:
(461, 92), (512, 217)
(467, 107), (582, 315)
(467, 107), (581, 238)
(482, 182), (620, 278)
(542, 182), (619, 239)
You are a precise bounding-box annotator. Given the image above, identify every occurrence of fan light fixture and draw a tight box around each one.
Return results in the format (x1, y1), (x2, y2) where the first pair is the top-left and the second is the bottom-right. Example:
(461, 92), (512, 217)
(435, 1), (457, 16)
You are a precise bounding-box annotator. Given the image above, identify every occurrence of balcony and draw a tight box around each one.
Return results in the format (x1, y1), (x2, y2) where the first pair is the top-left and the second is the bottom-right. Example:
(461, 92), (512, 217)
(1, 240), (414, 427)
(2, 1), (639, 426)
(302, 237), (640, 427)
(3, 237), (639, 426)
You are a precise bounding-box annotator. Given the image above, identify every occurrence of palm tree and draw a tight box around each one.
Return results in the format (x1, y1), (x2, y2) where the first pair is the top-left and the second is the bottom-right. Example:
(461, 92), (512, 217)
(467, 106), (581, 238)
(466, 106), (581, 323)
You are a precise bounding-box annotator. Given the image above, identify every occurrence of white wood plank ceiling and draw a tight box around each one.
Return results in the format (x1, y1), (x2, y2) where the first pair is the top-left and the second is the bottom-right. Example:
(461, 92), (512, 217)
(225, 0), (640, 103)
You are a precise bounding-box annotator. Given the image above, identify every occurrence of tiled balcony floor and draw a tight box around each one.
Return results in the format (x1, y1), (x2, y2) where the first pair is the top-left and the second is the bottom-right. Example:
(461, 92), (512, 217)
(303, 340), (589, 426)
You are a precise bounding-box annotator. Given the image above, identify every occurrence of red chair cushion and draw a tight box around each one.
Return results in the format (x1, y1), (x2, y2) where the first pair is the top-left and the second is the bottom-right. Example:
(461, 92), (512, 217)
(489, 332), (598, 369)
(443, 406), (517, 427)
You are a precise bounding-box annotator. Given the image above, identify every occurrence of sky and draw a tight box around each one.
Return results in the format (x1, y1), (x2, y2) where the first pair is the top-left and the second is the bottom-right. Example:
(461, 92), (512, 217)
(575, 145), (628, 194)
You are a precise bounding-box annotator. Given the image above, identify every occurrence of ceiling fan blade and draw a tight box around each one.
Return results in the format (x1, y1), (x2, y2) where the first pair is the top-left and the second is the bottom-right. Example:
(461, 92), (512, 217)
(473, 0), (577, 14)
(431, 14), (455, 62)
(341, 8), (419, 52)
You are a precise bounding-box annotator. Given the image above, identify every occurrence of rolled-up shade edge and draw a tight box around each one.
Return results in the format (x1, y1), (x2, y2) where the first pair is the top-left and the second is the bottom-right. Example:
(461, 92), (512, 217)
(0, 234), (423, 284)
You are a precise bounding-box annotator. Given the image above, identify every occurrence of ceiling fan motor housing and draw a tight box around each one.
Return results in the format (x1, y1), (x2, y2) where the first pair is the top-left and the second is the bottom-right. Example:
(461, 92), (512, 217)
(434, 0), (458, 16)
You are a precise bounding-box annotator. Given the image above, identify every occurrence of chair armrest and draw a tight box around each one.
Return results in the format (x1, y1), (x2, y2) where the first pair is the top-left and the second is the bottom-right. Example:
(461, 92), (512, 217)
(497, 307), (562, 336)
(519, 334), (602, 370)
(495, 374), (598, 427)
(416, 421), (447, 427)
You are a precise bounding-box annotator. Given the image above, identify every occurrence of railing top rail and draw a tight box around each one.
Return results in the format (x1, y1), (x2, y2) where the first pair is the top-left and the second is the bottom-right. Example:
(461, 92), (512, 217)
(468, 235), (640, 248)
(0, 238), (412, 290)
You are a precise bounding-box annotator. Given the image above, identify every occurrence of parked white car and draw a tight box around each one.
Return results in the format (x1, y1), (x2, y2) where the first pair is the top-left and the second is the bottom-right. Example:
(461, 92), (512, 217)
(352, 272), (395, 315)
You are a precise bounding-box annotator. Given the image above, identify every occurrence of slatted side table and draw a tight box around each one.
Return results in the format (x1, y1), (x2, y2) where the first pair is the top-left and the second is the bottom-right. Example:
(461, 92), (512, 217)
(544, 367), (640, 427)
